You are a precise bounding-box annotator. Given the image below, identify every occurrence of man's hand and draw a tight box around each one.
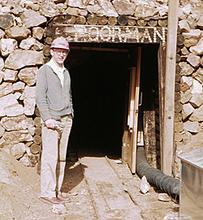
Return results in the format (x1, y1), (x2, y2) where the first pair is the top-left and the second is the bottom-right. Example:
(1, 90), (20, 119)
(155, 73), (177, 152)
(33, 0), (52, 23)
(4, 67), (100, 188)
(45, 119), (57, 129)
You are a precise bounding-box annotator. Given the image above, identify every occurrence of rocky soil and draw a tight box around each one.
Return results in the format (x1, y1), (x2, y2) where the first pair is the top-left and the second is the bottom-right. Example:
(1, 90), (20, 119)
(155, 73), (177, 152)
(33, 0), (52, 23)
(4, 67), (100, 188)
(0, 0), (202, 181)
(0, 2), (202, 218)
(0, 149), (179, 220)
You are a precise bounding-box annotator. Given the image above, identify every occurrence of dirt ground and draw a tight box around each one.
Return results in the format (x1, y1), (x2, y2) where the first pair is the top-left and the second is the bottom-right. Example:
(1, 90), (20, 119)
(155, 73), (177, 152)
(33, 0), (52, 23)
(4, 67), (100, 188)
(0, 149), (179, 220)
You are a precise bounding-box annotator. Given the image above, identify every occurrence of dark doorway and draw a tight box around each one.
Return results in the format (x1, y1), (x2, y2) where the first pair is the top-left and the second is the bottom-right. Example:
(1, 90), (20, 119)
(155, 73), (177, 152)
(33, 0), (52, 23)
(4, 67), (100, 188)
(139, 44), (160, 168)
(66, 43), (130, 156)
(65, 43), (159, 158)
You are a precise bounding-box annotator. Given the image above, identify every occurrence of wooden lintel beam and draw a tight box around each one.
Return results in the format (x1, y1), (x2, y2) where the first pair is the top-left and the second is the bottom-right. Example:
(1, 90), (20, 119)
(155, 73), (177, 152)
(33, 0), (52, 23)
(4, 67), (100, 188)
(70, 46), (129, 53)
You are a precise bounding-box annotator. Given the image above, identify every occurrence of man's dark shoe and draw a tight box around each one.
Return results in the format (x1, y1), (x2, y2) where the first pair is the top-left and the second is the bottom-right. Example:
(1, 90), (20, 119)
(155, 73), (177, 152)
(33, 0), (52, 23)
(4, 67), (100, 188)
(40, 196), (64, 204)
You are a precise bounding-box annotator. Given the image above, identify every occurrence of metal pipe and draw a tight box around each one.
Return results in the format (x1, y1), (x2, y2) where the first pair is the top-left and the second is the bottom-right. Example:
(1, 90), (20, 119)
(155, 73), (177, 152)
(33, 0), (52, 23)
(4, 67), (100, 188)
(136, 146), (180, 201)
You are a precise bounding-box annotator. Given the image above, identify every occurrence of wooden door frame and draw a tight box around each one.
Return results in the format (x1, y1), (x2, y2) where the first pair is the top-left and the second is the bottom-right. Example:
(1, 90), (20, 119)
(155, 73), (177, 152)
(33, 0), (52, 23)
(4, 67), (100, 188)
(123, 42), (172, 175)
(125, 44), (167, 174)
(46, 20), (177, 176)
(161, 0), (179, 176)
(158, 43), (166, 173)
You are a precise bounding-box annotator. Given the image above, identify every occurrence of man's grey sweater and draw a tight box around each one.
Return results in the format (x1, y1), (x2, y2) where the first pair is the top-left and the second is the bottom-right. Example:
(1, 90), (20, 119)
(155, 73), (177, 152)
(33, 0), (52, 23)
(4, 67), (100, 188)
(36, 64), (73, 121)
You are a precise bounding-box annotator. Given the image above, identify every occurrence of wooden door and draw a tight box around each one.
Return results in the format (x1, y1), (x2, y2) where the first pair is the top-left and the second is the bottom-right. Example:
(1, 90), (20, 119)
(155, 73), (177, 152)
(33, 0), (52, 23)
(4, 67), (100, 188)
(158, 43), (166, 172)
(122, 47), (141, 174)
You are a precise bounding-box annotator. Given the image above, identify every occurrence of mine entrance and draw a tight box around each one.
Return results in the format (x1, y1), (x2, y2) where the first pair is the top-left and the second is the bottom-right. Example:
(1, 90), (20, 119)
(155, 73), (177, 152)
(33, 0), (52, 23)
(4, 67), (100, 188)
(66, 43), (129, 157)
(65, 43), (159, 162)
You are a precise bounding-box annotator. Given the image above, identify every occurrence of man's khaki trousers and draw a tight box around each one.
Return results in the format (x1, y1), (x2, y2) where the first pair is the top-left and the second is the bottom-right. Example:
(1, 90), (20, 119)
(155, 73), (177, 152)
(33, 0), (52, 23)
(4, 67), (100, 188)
(40, 115), (72, 198)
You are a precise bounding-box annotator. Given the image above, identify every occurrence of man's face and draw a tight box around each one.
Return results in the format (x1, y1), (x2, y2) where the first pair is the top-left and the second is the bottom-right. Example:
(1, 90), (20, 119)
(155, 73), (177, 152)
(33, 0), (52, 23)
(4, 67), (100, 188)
(50, 48), (69, 66)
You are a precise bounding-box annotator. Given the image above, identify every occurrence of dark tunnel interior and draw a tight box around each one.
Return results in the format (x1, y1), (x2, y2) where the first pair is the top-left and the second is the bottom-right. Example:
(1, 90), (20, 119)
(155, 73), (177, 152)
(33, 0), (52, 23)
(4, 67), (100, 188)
(65, 43), (159, 157)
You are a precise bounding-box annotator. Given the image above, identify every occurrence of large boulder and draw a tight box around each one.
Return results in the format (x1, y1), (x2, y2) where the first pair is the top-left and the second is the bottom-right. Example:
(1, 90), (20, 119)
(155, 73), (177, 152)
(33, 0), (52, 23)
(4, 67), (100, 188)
(193, 68), (203, 83)
(179, 19), (190, 32)
(3, 130), (33, 144)
(5, 26), (31, 41)
(182, 103), (194, 120)
(190, 105), (203, 122)
(134, 4), (158, 18)
(5, 49), (44, 70)
(0, 14), (14, 30)
(1, 115), (34, 131)
(0, 82), (13, 98)
(190, 37), (203, 56)
(112, 0), (135, 15)
(87, 0), (118, 16)
(32, 27), (44, 41)
(0, 93), (23, 117)
(179, 62), (194, 76)
(10, 143), (26, 159)
(20, 10), (47, 28)
(183, 29), (201, 47)
(180, 90), (192, 104)
(190, 93), (203, 108)
(12, 81), (25, 92)
(20, 86), (36, 116)
(4, 103), (24, 117)
(186, 53), (200, 68)
(19, 37), (43, 51)
(191, 79), (202, 94)
(39, 1), (59, 17)
(183, 121), (200, 134)
(2, 69), (18, 82)
(68, 0), (87, 9)
(0, 39), (18, 57)
(18, 67), (38, 86)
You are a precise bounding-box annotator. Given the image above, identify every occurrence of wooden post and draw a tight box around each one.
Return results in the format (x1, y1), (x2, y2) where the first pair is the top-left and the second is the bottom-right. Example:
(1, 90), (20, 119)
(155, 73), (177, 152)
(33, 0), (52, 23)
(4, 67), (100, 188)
(162, 0), (179, 175)
(158, 43), (166, 170)
(127, 67), (136, 172)
(131, 47), (141, 174)
(126, 47), (141, 174)
(127, 67), (136, 130)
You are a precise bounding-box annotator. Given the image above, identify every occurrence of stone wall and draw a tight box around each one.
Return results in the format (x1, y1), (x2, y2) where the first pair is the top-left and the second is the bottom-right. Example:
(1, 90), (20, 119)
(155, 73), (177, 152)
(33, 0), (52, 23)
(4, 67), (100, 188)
(174, 0), (203, 177)
(0, 0), (202, 176)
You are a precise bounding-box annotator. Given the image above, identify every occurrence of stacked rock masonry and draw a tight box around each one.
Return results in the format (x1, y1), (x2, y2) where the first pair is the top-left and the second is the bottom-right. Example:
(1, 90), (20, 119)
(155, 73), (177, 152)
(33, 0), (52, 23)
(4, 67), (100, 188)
(0, 0), (202, 177)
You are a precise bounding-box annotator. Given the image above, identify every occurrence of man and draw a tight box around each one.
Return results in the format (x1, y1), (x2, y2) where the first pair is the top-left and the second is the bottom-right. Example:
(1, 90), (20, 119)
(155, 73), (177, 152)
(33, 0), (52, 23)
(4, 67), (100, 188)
(36, 37), (73, 204)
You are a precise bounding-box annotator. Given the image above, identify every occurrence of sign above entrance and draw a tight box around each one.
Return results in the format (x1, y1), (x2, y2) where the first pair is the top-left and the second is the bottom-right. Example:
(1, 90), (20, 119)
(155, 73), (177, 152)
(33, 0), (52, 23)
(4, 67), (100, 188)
(51, 24), (167, 44)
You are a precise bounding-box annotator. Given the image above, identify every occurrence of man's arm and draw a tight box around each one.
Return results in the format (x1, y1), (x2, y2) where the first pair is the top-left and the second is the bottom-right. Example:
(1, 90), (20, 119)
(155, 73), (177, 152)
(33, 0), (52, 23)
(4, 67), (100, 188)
(36, 66), (58, 129)
(36, 66), (52, 122)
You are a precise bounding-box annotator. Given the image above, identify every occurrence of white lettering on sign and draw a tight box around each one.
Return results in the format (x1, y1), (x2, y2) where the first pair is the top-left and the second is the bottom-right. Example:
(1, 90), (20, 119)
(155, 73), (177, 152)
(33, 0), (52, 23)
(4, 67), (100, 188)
(141, 28), (152, 43)
(54, 24), (167, 44)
